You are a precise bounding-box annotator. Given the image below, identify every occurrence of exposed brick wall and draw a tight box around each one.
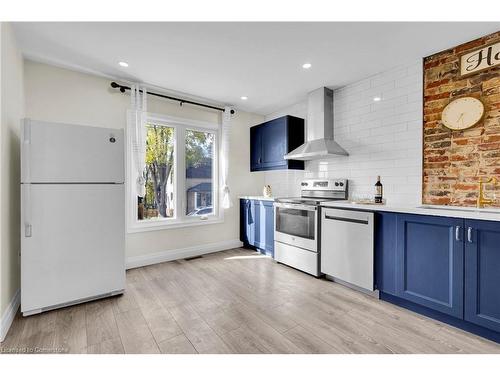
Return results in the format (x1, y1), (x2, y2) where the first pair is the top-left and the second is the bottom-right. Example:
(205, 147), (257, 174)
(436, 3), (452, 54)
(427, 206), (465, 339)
(423, 31), (500, 207)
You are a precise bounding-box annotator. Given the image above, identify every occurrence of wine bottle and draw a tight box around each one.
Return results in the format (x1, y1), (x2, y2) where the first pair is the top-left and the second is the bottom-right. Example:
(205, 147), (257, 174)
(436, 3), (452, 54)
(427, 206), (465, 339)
(375, 176), (383, 204)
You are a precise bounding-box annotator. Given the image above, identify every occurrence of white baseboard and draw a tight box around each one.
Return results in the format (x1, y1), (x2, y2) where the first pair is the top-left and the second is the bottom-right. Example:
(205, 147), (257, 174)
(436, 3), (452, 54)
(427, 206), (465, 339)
(0, 289), (20, 343)
(125, 239), (242, 269)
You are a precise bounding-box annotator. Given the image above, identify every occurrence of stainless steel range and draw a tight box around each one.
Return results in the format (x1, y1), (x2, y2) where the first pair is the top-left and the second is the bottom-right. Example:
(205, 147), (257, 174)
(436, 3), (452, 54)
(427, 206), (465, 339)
(274, 179), (348, 276)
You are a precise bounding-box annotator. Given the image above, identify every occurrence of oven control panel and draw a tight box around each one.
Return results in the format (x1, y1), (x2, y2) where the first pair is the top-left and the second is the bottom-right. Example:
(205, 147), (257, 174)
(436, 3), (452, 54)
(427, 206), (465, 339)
(300, 179), (347, 192)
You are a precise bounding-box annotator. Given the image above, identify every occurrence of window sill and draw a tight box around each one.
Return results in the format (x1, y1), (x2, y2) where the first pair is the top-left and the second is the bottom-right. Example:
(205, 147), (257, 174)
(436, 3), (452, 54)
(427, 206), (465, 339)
(127, 216), (225, 233)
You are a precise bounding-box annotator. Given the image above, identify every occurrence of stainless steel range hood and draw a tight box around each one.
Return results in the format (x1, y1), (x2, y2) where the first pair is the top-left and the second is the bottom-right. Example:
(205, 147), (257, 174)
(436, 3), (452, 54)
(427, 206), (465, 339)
(284, 87), (348, 160)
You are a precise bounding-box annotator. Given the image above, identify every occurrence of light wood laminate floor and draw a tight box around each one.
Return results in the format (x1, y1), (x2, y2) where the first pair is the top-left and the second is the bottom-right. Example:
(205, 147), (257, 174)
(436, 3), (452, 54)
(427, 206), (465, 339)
(1, 248), (499, 354)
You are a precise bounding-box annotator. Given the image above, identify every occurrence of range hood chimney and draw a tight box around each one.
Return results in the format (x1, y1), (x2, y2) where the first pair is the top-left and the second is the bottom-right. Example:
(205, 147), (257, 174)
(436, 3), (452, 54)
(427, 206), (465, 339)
(284, 87), (348, 161)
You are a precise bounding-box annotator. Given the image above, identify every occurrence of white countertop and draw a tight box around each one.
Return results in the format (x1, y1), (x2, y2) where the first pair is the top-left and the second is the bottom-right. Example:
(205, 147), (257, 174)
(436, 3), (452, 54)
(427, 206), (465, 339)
(321, 201), (500, 222)
(239, 196), (275, 202)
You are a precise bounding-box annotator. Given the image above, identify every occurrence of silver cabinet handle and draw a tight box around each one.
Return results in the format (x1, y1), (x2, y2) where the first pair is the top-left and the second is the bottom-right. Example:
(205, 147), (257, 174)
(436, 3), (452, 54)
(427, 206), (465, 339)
(467, 227), (473, 243)
(455, 226), (461, 241)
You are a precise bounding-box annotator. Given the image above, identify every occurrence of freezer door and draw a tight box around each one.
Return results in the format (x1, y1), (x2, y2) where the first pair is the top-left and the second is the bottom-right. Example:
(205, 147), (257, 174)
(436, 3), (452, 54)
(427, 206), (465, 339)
(21, 184), (125, 314)
(22, 119), (124, 183)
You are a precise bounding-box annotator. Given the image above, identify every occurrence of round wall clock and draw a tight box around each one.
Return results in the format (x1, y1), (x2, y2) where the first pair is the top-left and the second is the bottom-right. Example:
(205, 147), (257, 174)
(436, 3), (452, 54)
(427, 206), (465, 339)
(441, 97), (485, 130)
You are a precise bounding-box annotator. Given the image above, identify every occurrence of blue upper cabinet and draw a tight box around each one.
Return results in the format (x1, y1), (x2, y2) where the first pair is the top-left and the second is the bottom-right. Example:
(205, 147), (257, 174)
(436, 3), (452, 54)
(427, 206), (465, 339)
(260, 118), (287, 169)
(250, 126), (263, 171)
(396, 214), (464, 318)
(250, 116), (305, 172)
(465, 219), (500, 332)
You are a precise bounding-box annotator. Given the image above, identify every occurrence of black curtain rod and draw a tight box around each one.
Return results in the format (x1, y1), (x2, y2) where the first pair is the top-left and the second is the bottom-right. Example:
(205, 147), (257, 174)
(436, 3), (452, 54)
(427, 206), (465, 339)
(110, 82), (235, 114)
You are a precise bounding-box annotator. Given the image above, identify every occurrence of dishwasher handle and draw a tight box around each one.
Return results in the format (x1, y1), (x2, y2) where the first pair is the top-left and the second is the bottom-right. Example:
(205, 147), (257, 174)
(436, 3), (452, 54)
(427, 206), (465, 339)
(323, 214), (369, 225)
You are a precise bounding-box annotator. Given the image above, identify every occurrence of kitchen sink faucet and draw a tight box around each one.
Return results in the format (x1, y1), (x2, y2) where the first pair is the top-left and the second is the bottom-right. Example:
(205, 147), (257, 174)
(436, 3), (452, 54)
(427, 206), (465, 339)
(477, 177), (498, 208)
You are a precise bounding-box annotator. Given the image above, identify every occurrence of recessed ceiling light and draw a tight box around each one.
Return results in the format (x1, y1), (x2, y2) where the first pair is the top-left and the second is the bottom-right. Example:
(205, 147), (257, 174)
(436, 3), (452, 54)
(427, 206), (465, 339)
(118, 61), (129, 67)
(240, 96), (248, 100)
(302, 63), (312, 69)
(373, 96), (382, 102)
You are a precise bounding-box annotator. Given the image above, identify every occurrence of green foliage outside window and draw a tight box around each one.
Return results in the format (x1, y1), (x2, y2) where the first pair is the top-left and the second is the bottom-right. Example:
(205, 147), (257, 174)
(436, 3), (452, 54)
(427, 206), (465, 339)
(143, 124), (174, 218)
(140, 124), (214, 220)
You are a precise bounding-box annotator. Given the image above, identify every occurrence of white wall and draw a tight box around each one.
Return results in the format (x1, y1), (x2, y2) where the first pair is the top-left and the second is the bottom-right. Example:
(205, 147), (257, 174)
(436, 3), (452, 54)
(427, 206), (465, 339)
(264, 60), (423, 205)
(24, 60), (265, 260)
(0, 23), (25, 322)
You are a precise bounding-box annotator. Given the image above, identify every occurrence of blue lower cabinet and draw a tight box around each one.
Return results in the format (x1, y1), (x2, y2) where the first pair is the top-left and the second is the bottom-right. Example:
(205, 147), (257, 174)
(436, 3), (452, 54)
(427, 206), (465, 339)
(375, 212), (398, 295)
(465, 219), (500, 333)
(239, 199), (255, 246)
(254, 201), (275, 256)
(377, 212), (500, 341)
(396, 214), (464, 319)
(240, 199), (274, 256)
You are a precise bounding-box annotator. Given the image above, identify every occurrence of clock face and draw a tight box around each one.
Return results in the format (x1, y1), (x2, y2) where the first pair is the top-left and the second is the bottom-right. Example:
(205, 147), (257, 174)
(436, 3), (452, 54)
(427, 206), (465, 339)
(441, 97), (484, 130)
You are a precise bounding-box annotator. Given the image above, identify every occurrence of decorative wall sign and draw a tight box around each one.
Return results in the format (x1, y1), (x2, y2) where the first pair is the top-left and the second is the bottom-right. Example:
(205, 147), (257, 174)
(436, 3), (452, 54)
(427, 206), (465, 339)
(460, 41), (500, 77)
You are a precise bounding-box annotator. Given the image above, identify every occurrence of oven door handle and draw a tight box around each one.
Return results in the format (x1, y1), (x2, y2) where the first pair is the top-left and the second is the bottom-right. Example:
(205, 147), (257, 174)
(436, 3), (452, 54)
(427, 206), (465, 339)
(274, 203), (317, 211)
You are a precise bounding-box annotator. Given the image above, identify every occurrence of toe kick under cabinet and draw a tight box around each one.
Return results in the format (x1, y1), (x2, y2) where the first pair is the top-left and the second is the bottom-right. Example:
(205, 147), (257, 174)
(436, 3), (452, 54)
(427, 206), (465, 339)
(376, 212), (500, 340)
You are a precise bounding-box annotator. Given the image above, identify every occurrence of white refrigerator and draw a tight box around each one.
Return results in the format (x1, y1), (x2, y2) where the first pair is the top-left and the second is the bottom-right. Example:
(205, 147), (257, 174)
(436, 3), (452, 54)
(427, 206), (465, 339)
(21, 119), (125, 316)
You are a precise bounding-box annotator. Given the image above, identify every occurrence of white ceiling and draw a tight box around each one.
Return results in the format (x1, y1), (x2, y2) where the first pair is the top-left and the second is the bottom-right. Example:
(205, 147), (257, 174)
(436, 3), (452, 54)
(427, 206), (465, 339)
(12, 22), (500, 114)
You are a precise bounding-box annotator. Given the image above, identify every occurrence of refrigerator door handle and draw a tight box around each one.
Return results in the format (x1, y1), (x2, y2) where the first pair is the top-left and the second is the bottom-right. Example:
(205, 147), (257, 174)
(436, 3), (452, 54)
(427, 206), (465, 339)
(23, 184), (32, 237)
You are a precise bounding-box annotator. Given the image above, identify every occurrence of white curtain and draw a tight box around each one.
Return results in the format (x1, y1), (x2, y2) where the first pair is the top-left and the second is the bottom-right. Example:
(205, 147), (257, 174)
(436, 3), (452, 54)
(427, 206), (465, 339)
(221, 106), (233, 209)
(128, 84), (148, 197)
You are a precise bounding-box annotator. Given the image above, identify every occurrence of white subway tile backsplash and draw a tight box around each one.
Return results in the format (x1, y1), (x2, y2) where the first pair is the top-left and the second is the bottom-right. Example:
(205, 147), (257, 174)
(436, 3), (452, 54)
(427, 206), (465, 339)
(406, 61), (424, 76)
(264, 60), (423, 205)
(398, 109), (422, 122)
(370, 122), (407, 136)
(380, 87), (411, 101)
(370, 66), (408, 87)
(407, 91), (423, 104)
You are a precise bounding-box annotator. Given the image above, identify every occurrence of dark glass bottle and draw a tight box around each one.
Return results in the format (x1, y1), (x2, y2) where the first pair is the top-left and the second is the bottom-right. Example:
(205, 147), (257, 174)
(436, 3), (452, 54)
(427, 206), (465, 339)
(375, 176), (383, 204)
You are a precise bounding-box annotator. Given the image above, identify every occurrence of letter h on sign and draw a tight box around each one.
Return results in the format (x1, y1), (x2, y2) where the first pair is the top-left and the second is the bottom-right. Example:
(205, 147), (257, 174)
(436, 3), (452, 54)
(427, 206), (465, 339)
(460, 41), (500, 77)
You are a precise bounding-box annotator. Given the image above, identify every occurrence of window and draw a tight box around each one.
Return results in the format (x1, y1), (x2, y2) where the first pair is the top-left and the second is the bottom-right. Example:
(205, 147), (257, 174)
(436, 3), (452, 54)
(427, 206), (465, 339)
(141, 124), (175, 220)
(129, 113), (220, 232)
(185, 129), (214, 217)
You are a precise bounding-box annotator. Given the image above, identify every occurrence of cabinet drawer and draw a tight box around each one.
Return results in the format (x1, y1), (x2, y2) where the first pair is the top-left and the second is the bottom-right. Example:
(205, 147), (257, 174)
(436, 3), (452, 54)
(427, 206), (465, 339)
(275, 241), (318, 276)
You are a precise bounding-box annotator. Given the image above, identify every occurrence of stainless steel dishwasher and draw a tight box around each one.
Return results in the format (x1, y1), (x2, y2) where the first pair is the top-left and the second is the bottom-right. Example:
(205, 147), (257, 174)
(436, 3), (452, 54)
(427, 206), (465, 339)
(320, 207), (374, 292)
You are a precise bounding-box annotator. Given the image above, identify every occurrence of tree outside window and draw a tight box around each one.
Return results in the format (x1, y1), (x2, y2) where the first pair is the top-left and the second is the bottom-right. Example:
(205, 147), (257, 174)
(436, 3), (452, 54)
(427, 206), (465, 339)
(140, 124), (175, 220)
(138, 123), (215, 221)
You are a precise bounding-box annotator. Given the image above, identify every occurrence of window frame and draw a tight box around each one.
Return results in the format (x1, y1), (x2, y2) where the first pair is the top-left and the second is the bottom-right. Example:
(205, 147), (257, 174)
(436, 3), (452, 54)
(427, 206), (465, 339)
(126, 111), (223, 233)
